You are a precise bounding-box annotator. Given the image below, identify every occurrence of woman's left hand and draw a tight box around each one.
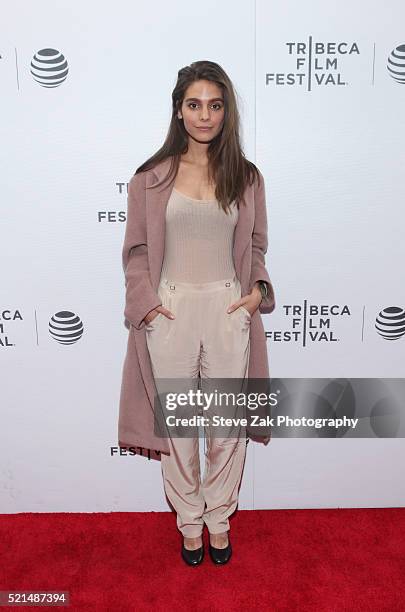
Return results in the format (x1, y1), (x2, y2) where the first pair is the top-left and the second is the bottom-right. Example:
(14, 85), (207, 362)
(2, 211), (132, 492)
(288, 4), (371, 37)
(227, 283), (262, 316)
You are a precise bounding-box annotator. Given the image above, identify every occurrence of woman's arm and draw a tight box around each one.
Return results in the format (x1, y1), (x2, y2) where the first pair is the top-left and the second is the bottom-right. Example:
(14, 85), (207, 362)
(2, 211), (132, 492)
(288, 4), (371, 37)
(248, 169), (276, 314)
(122, 171), (162, 330)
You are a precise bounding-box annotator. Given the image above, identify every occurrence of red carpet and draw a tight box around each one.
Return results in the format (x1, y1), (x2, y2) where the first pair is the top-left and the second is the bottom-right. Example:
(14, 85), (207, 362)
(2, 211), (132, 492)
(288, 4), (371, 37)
(1, 509), (404, 611)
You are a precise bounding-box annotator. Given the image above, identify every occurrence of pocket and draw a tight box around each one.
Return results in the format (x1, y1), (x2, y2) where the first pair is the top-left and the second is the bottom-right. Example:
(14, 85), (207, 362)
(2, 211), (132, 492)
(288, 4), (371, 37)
(145, 312), (164, 331)
(239, 305), (252, 321)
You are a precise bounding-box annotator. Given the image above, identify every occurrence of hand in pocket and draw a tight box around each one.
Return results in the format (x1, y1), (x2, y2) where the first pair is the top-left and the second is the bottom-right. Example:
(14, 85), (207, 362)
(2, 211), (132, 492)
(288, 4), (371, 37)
(227, 285), (262, 317)
(144, 306), (175, 325)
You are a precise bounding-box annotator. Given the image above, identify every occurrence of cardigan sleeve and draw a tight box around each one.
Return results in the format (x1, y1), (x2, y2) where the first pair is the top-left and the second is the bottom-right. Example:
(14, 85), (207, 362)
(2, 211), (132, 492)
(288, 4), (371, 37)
(248, 169), (276, 314)
(122, 171), (162, 330)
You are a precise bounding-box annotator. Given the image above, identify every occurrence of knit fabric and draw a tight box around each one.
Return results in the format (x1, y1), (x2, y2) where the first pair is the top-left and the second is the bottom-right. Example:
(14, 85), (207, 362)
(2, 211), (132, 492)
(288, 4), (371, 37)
(160, 188), (238, 283)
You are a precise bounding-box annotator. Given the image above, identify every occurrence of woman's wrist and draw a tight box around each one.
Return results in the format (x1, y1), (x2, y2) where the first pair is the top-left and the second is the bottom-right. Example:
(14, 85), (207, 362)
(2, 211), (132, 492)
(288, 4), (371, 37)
(253, 281), (267, 300)
(258, 281), (268, 299)
(251, 283), (263, 306)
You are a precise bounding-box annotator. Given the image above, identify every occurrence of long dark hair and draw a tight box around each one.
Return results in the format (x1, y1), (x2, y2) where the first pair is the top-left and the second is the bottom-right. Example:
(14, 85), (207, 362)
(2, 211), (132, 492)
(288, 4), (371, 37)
(135, 60), (262, 214)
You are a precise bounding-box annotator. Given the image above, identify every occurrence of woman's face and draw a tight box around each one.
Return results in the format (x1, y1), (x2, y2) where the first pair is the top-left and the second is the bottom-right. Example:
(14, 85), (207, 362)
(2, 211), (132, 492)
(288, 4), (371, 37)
(178, 79), (225, 143)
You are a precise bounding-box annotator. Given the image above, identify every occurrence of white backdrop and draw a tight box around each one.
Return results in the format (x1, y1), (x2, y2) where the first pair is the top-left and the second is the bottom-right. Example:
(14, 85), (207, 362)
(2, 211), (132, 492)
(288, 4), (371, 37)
(1, 0), (404, 513)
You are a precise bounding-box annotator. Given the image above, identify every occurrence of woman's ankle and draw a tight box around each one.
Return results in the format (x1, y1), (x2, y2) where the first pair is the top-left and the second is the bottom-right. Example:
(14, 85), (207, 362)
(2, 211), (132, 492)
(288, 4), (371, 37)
(183, 534), (203, 550)
(209, 531), (229, 548)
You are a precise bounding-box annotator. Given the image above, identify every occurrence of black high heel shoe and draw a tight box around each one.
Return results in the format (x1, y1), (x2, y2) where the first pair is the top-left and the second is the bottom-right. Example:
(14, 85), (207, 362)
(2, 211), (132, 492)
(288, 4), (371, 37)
(181, 541), (204, 566)
(208, 537), (232, 564)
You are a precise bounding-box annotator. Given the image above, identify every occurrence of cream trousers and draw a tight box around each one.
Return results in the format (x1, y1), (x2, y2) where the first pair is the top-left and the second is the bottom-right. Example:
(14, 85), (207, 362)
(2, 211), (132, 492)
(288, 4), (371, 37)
(145, 275), (251, 537)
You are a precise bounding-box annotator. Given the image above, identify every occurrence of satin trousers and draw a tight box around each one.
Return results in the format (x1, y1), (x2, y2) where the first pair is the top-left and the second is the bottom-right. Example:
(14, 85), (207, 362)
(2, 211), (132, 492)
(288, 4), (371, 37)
(145, 275), (251, 537)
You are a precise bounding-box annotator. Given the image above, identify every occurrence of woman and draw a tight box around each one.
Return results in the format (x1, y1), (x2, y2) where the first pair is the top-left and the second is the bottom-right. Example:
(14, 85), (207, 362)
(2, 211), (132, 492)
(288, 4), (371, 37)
(120, 60), (275, 566)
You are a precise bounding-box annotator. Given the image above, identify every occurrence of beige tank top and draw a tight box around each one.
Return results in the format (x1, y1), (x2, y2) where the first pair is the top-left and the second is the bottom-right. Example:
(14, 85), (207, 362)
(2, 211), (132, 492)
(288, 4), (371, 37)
(160, 187), (239, 283)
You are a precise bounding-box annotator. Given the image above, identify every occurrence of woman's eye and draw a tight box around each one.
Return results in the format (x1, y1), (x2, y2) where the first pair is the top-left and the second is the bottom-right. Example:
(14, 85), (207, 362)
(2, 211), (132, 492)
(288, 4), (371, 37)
(187, 103), (223, 110)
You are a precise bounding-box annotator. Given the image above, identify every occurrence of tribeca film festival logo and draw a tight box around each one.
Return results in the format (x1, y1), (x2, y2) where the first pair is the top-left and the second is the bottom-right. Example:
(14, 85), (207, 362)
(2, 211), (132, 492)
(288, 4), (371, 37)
(265, 38), (405, 90)
(97, 181), (128, 224)
(0, 309), (84, 347)
(266, 302), (405, 346)
(268, 301), (350, 346)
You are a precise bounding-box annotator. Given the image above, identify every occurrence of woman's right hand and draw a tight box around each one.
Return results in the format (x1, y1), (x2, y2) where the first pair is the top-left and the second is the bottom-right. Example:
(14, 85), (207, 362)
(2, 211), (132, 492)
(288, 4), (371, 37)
(144, 306), (175, 325)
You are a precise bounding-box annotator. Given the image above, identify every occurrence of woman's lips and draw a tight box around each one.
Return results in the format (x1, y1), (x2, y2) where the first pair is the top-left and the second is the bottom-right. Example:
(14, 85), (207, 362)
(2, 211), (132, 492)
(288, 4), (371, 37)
(197, 127), (212, 131)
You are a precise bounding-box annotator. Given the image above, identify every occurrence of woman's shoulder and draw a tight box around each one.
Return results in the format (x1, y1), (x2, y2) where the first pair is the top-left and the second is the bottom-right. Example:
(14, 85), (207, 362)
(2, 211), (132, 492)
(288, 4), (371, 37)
(244, 159), (265, 192)
(127, 168), (149, 197)
(129, 156), (172, 187)
(129, 168), (146, 182)
(127, 158), (171, 197)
